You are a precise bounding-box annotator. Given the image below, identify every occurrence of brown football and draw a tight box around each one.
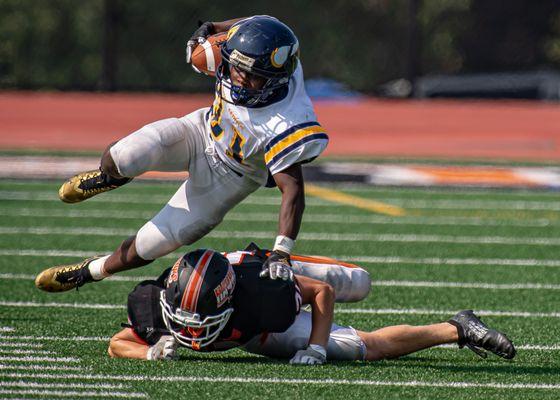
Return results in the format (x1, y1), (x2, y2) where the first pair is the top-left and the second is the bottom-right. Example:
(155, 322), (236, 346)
(191, 32), (228, 76)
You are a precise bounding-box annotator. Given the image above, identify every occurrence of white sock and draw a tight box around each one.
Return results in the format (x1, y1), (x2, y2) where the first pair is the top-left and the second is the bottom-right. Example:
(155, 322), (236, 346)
(88, 255), (111, 281)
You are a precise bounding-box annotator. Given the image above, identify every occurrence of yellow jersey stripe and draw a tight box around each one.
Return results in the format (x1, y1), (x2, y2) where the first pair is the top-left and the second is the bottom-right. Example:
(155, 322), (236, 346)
(265, 125), (325, 164)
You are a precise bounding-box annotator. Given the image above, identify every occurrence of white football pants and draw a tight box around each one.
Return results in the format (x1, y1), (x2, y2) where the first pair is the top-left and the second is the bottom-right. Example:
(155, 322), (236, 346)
(242, 310), (366, 361)
(109, 107), (260, 260)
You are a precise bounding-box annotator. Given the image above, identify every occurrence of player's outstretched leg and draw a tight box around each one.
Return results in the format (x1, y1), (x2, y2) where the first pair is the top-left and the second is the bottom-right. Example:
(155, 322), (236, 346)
(448, 310), (516, 359)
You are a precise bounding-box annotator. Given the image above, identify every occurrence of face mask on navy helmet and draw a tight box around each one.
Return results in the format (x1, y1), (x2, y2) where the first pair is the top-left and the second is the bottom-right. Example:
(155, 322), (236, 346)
(160, 249), (236, 349)
(217, 16), (300, 107)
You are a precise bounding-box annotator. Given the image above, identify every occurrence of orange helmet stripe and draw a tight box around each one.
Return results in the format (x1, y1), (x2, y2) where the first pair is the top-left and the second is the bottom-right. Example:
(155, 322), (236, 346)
(180, 250), (214, 312)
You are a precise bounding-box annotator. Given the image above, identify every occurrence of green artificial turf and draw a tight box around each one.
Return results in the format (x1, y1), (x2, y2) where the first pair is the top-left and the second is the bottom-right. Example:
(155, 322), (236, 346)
(0, 179), (559, 399)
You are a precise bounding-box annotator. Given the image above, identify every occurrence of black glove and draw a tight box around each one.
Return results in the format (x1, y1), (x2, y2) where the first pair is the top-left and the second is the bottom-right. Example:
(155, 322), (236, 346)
(186, 21), (215, 65)
(259, 250), (293, 281)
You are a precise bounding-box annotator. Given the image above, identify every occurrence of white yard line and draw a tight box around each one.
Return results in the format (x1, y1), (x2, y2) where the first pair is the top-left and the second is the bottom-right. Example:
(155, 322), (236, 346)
(0, 327), (15, 332)
(0, 301), (124, 310)
(5, 190), (560, 210)
(0, 388), (146, 398)
(0, 342), (43, 348)
(1, 381), (127, 389)
(3, 248), (560, 267)
(0, 334), (556, 351)
(2, 208), (554, 227)
(336, 308), (560, 318)
(372, 280), (560, 290)
(0, 349), (54, 355)
(0, 355), (80, 362)
(0, 372), (559, 390)
(4, 273), (560, 290)
(344, 255), (560, 267)
(4, 226), (560, 246)
(2, 300), (558, 318)
(0, 335), (111, 342)
(0, 364), (85, 372)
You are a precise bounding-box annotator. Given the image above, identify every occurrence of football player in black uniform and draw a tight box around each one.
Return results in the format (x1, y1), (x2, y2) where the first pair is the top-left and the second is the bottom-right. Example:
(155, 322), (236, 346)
(108, 247), (516, 364)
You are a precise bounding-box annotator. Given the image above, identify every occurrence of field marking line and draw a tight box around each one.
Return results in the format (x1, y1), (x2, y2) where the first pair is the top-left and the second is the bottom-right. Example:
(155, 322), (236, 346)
(0, 388), (146, 398)
(2, 300), (558, 318)
(4, 225), (560, 246)
(0, 335), (111, 342)
(0, 349), (54, 355)
(3, 207), (554, 228)
(0, 334), (557, 351)
(1, 372), (559, 390)
(305, 184), (406, 216)
(0, 355), (80, 363)
(335, 308), (560, 318)
(372, 280), (560, 290)
(0, 301), (124, 310)
(1, 381), (128, 389)
(4, 248), (560, 267)
(0, 327), (15, 332)
(4, 273), (560, 290)
(0, 342), (43, 348)
(6, 189), (560, 210)
(0, 363), (85, 371)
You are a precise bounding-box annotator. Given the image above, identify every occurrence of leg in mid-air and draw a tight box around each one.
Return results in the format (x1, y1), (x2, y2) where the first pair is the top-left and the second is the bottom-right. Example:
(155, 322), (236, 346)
(58, 143), (132, 203)
(35, 109), (260, 292)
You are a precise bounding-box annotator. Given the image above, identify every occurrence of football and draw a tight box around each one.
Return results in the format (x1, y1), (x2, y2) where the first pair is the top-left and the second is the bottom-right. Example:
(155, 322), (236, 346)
(191, 32), (228, 76)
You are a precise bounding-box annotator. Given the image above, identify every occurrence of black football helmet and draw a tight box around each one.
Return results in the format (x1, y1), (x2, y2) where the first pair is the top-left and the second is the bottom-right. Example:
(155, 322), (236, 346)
(160, 249), (236, 349)
(217, 15), (300, 107)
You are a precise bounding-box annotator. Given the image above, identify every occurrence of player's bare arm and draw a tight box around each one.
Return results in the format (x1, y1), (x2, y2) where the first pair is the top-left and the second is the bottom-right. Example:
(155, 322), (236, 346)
(296, 275), (334, 349)
(108, 328), (148, 360)
(274, 163), (305, 241)
(109, 328), (177, 361)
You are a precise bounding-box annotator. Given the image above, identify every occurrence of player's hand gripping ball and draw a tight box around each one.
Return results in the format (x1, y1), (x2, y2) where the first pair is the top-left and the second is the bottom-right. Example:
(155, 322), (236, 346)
(189, 32), (227, 76)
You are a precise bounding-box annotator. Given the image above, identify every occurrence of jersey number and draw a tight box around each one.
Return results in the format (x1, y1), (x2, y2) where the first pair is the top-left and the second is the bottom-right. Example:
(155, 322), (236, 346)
(226, 127), (245, 163)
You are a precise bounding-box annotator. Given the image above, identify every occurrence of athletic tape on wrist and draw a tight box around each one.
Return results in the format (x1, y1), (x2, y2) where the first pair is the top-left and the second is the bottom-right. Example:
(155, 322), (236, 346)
(273, 235), (295, 255)
(309, 344), (327, 357)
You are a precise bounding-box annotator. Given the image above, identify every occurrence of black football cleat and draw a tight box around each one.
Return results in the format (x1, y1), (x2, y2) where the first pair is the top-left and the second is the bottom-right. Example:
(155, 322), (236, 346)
(59, 169), (132, 203)
(35, 257), (100, 292)
(449, 310), (516, 360)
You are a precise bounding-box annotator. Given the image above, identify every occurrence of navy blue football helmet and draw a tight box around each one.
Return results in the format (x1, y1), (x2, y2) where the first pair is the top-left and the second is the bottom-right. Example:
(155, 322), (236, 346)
(217, 16), (300, 107)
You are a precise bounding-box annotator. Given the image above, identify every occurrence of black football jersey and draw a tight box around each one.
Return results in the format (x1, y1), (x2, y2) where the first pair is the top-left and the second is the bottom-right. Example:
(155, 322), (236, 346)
(126, 249), (300, 350)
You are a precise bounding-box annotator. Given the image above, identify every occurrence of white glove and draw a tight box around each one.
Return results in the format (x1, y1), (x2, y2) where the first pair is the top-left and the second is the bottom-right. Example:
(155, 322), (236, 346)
(146, 335), (178, 361)
(259, 261), (294, 281)
(289, 344), (327, 365)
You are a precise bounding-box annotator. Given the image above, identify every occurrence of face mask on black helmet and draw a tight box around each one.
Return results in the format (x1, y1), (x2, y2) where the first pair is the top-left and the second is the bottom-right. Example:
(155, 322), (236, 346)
(160, 249), (236, 350)
(217, 16), (300, 107)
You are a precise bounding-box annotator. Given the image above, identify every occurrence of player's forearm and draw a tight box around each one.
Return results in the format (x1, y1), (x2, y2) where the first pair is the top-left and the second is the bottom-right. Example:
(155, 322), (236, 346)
(278, 186), (305, 239)
(298, 276), (335, 348)
(108, 338), (149, 359)
(211, 18), (248, 33)
(309, 282), (335, 348)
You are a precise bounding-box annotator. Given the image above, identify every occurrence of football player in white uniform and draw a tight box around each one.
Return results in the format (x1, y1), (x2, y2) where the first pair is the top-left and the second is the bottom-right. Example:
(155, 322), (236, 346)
(108, 248), (516, 364)
(35, 16), (330, 293)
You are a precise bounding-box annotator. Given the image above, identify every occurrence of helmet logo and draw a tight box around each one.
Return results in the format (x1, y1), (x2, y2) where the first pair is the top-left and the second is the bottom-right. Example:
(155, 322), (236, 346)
(214, 267), (235, 308)
(271, 46), (290, 68)
(230, 49), (255, 68)
(227, 25), (240, 41)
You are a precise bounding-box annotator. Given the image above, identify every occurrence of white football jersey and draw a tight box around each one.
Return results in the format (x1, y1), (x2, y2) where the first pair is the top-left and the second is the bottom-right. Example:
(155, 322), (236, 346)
(207, 61), (328, 186)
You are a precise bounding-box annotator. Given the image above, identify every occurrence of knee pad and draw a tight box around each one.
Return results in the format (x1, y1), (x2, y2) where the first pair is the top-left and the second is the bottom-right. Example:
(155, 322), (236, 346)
(135, 221), (181, 261)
